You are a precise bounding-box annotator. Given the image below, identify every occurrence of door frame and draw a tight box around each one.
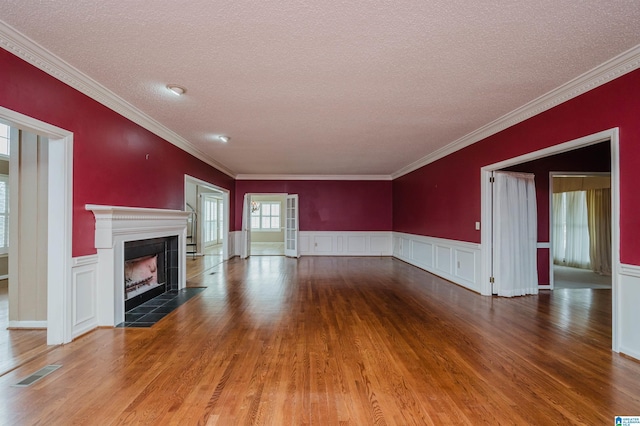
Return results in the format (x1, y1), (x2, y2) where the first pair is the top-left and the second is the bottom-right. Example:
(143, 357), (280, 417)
(241, 192), (293, 258)
(0, 106), (74, 345)
(184, 175), (230, 260)
(480, 128), (620, 351)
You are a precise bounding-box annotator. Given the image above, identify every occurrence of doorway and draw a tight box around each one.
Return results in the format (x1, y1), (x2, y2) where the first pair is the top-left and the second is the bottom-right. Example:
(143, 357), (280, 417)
(0, 106), (74, 346)
(249, 194), (285, 256)
(184, 176), (230, 279)
(241, 193), (299, 259)
(480, 128), (620, 351)
(550, 173), (612, 290)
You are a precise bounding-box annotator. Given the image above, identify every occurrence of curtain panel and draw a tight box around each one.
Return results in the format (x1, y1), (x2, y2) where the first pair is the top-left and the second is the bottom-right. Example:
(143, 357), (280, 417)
(552, 191), (590, 268)
(587, 188), (612, 275)
(493, 172), (538, 297)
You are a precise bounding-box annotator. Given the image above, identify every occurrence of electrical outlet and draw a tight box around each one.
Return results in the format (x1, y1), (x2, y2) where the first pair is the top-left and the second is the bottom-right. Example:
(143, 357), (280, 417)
(475, 221), (480, 230)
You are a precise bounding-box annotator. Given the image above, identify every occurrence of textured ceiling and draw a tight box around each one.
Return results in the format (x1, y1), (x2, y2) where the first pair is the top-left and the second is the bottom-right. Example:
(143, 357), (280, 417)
(1, 1), (639, 177)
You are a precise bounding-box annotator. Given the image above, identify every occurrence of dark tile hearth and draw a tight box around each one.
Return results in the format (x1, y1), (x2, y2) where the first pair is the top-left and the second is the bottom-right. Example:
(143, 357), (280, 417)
(117, 288), (205, 328)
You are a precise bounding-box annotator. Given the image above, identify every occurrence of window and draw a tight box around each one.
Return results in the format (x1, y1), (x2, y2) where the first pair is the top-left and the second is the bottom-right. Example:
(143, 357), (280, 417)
(203, 196), (222, 246)
(251, 201), (281, 230)
(0, 123), (9, 157)
(0, 175), (8, 254)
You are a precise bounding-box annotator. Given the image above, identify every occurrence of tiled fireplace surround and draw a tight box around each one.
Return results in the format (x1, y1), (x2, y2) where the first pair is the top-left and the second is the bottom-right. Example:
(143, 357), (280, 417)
(86, 205), (190, 327)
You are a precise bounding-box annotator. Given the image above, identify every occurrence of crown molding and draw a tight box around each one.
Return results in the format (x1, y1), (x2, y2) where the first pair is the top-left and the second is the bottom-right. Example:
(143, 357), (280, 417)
(235, 174), (392, 181)
(3, 19), (638, 183)
(392, 43), (640, 180)
(0, 20), (236, 178)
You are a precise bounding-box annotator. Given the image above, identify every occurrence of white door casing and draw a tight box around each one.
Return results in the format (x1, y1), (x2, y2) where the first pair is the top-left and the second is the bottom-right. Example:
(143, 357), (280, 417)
(183, 175), (230, 260)
(1, 106), (74, 345)
(480, 128), (620, 352)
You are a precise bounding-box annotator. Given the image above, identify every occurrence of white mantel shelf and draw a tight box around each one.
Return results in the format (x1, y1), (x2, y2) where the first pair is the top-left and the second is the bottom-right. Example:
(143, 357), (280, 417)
(86, 204), (189, 326)
(86, 204), (190, 249)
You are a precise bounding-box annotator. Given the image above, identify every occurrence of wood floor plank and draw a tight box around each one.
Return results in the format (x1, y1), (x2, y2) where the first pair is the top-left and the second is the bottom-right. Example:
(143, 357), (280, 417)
(0, 281), (50, 377)
(1, 256), (639, 424)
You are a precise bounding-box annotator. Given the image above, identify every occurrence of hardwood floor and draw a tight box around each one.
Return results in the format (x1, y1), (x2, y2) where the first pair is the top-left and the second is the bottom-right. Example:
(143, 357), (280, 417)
(0, 280), (49, 377)
(185, 250), (225, 283)
(0, 252), (221, 376)
(250, 242), (285, 256)
(1, 256), (639, 424)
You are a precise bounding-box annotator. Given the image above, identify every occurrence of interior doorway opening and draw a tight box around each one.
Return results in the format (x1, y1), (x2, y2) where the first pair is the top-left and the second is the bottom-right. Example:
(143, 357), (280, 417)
(480, 128), (620, 352)
(550, 172), (612, 290)
(241, 193), (299, 259)
(249, 194), (285, 256)
(0, 106), (74, 348)
(184, 176), (230, 279)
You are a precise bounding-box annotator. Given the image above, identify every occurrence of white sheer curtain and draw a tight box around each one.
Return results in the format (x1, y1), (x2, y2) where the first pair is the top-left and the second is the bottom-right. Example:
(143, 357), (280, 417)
(552, 193), (566, 265)
(552, 191), (590, 269)
(493, 172), (539, 297)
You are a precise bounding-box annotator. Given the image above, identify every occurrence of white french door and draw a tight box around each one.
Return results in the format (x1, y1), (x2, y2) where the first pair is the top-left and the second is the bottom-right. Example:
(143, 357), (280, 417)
(241, 193), (251, 259)
(284, 194), (299, 258)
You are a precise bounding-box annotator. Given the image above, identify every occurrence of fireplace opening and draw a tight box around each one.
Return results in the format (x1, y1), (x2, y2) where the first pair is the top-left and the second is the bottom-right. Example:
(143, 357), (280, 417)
(124, 236), (179, 312)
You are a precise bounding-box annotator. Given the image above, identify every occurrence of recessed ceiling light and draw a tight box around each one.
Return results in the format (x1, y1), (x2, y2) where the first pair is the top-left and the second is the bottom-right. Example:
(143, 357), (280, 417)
(218, 135), (230, 143)
(166, 84), (186, 96)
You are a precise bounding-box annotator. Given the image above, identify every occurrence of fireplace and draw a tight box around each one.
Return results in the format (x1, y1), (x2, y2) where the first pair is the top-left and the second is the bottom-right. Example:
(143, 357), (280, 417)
(124, 236), (178, 311)
(87, 205), (189, 327)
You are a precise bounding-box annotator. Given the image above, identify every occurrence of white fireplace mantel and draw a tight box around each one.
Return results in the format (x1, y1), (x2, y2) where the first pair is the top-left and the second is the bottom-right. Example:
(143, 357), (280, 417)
(86, 204), (190, 326)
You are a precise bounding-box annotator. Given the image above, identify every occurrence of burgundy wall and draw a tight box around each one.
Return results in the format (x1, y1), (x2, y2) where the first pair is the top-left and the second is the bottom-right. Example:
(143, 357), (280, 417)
(5, 45), (639, 265)
(1, 49), (235, 257)
(393, 69), (640, 265)
(235, 180), (392, 232)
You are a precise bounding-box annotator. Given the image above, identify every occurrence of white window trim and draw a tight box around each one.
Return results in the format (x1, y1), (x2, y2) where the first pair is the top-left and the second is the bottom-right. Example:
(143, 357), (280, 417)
(251, 201), (282, 231)
(0, 174), (8, 255)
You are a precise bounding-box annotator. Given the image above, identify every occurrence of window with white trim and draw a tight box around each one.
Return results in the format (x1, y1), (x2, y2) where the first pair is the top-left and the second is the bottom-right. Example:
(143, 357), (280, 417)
(0, 175), (8, 254)
(203, 196), (222, 246)
(251, 201), (281, 230)
(0, 123), (9, 158)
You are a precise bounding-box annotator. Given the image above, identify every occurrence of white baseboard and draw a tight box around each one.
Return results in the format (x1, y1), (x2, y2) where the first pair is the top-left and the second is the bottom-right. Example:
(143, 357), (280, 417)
(299, 231), (392, 256)
(8, 320), (47, 329)
(393, 232), (481, 293)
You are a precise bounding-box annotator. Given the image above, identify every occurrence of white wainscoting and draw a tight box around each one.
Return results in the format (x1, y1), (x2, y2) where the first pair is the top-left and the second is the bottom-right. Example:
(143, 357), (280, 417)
(71, 254), (99, 338)
(619, 263), (640, 360)
(299, 231), (392, 256)
(231, 230), (241, 257)
(226, 231), (235, 259)
(232, 231), (392, 257)
(392, 232), (482, 293)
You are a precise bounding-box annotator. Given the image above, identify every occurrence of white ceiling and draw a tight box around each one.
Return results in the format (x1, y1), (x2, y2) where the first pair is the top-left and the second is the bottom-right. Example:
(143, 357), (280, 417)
(1, 1), (639, 177)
